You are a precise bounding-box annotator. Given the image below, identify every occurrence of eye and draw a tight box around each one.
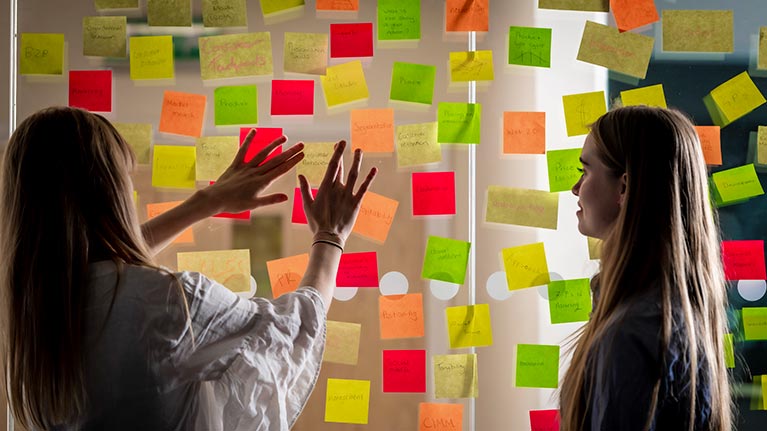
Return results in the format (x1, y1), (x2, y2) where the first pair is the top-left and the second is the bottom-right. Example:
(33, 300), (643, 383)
(576, 167), (584, 174)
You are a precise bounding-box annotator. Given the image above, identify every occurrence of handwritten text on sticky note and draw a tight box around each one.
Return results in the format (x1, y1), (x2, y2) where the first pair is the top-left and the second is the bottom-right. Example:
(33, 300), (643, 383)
(177, 249), (251, 293)
(503, 242), (550, 290)
(266, 253), (309, 298)
(383, 349), (426, 393)
(379, 293), (424, 339)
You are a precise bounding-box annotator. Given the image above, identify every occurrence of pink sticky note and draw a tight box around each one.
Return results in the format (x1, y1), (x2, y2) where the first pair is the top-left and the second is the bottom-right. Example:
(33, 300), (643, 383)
(291, 187), (319, 224)
(239, 127), (283, 164)
(69, 70), (112, 112)
(208, 181), (250, 219)
(530, 409), (560, 431)
(337, 251), (379, 287)
(722, 240), (766, 281)
(330, 23), (374, 58)
(271, 80), (315, 116)
(412, 171), (456, 216)
(382, 349), (426, 393)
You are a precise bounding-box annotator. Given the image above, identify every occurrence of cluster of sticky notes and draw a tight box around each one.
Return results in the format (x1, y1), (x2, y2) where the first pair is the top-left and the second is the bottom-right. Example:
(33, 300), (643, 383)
(721, 240), (766, 281)
(515, 344), (560, 389)
(390, 62), (436, 105)
(266, 253), (309, 298)
(378, 0), (421, 41)
(379, 293), (425, 339)
(446, 304), (493, 348)
(711, 164), (765, 206)
(486, 186), (559, 230)
(502, 242), (551, 291)
(177, 249), (251, 293)
(422, 236), (471, 284)
(548, 278), (592, 324)
(199, 32), (273, 80)
(411, 171), (456, 216)
(705, 72), (766, 127)
(382, 349), (426, 393)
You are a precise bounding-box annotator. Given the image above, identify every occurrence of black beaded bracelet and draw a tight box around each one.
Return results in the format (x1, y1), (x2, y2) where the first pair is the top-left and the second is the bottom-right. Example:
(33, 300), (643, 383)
(312, 238), (344, 252)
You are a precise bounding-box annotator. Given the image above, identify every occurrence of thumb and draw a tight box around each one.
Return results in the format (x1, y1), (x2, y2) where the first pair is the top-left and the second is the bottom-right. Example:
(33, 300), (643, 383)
(253, 193), (288, 208)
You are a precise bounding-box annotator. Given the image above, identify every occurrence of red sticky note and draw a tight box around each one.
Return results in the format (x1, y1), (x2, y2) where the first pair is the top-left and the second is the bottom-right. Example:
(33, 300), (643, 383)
(291, 187), (319, 224)
(239, 127), (283, 164)
(383, 349), (426, 393)
(271, 80), (315, 116)
(446, 0), (489, 32)
(722, 240), (766, 281)
(337, 251), (379, 287)
(208, 181), (250, 219)
(330, 23), (374, 58)
(530, 409), (560, 431)
(611, 0), (659, 32)
(159, 91), (207, 138)
(69, 70), (112, 112)
(412, 171), (456, 216)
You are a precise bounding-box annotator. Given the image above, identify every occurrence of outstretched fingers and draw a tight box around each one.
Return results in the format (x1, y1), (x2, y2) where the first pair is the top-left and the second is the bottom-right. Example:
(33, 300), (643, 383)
(247, 135), (288, 166)
(233, 128), (257, 165)
(353, 167), (378, 202)
(298, 174), (315, 207)
(320, 140), (346, 189)
(346, 148), (362, 192)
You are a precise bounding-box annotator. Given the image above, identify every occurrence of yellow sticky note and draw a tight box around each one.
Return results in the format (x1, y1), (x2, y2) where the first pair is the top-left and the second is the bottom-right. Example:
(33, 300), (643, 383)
(758, 126), (767, 165)
(446, 304), (493, 348)
(20, 33), (65, 75)
(620, 84), (667, 108)
(177, 249), (251, 293)
(147, 201), (194, 244)
(83, 16), (127, 57)
(587, 236), (602, 260)
(147, 0), (192, 26)
(450, 50), (494, 82)
(396, 122), (441, 167)
(724, 333), (734, 368)
(202, 0), (247, 27)
(325, 378), (370, 424)
(320, 60), (369, 107)
(324, 321), (362, 365)
(129, 35), (174, 80)
(709, 72), (766, 126)
(350, 108), (395, 153)
(199, 32), (273, 80)
(577, 21), (654, 80)
(433, 354), (478, 399)
(662, 10), (733, 53)
(353, 191), (399, 244)
(562, 91), (607, 137)
(195, 136), (238, 181)
(284, 32), (328, 75)
(759, 28), (767, 71)
(297, 142), (335, 185)
(485, 185), (559, 230)
(261, 0), (304, 15)
(152, 145), (196, 189)
(743, 307), (767, 341)
(502, 242), (550, 290)
(266, 253), (309, 299)
(113, 122), (152, 164)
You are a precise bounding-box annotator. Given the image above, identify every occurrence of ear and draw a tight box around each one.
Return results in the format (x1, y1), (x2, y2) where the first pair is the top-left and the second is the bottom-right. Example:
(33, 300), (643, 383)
(618, 173), (628, 205)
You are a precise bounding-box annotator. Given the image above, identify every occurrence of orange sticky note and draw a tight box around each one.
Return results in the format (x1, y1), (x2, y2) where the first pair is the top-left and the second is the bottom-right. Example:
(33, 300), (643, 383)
(146, 201), (194, 244)
(610, 0), (659, 32)
(266, 253), (309, 299)
(503, 112), (546, 154)
(353, 191), (399, 243)
(350, 108), (395, 153)
(419, 403), (463, 431)
(446, 0), (488, 32)
(695, 126), (722, 166)
(159, 91), (207, 137)
(379, 293), (424, 339)
(316, 0), (358, 10)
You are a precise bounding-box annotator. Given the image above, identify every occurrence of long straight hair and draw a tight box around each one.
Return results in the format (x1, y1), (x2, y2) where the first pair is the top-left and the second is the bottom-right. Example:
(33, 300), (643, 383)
(559, 106), (731, 431)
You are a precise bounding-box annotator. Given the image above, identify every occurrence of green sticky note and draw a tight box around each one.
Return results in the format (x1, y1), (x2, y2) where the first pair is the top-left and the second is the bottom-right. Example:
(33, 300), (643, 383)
(214, 85), (258, 126)
(548, 279), (592, 324)
(147, 0), (192, 26)
(508, 26), (551, 68)
(743, 307), (767, 341)
(446, 304), (493, 348)
(325, 378), (370, 424)
(284, 32), (328, 75)
(515, 344), (560, 389)
(547, 148), (583, 193)
(562, 91), (607, 137)
(195, 136), (239, 181)
(662, 10), (733, 53)
(724, 333), (735, 368)
(390, 62), (435, 105)
(83, 16), (127, 58)
(396, 122), (441, 167)
(377, 0), (420, 41)
(538, 0), (608, 12)
(620, 84), (667, 108)
(113, 122), (152, 164)
(199, 32), (273, 80)
(202, 0), (247, 27)
(576, 20), (654, 80)
(433, 354), (478, 398)
(95, 0), (138, 9)
(486, 186), (559, 230)
(711, 164), (764, 203)
(708, 72), (766, 126)
(260, 0), (304, 15)
(19, 33), (65, 75)
(502, 242), (550, 290)
(422, 236), (471, 284)
(152, 145), (196, 189)
(438, 102), (481, 144)
(129, 35), (174, 80)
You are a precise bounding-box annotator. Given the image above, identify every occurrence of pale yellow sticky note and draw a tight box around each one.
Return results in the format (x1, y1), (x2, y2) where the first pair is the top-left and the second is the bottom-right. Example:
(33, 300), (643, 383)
(662, 10), (733, 53)
(562, 91), (607, 137)
(284, 32), (328, 75)
(129, 35), (174, 80)
(20, 33), (65, 75)
(195, 136), (238, 181)
(83, 16), (127, 57)
(325, 378), (370, 424)
(587, 236), (602, 260)
(433, 354), (478, 399)
(147, 0), (192, 26)
(113, 122), (152, 164)
(297, 142), (335, 185)
(324, 321), (362, 365)
(710, 72), (766, 125)
(199, 32), (273, 80)
(620, 84), (667, 108)
(320, 60), (369, 107)
(758, 126), (767, 165)
(485, 186), (559, 230)
(202, 0), (247, 27)
(577, 21), (654, 79)
(152, 145), (196, 189)
(450, 50), (494, 82)
(759, 28), (767, 71)
(266, 253), (309, 299)
(261, 0), (304, 15)
(146, 201), (194, 244)
(396, 122), (441, 167)
(177, 249), (251, 293)
(353, 191), (399, 244)
(502, 242), (550, 290)
(446, 304), (493, 348)
(350, 108), (395, 153)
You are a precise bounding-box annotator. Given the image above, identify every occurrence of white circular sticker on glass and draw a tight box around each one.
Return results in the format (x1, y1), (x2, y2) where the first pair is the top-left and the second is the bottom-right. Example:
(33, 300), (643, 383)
(333, 286), (358, 301)
(430, 279), (460, 300)
(486, 271), (514, 301)
(737, 279), (767, 302)
(379, 271), (409, 296)
(538, 272), (563, 300)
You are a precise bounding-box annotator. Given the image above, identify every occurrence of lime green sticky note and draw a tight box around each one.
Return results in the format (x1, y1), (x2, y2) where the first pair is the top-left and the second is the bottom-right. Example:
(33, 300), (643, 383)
(195, 136), (239, 181)
(709, 72), (766, 126)
(378, 0), (420, 41)
(19, 33), (65, 75)
(502, 242), (550, 291)
(325, 378), (370, 424)
(724, 333), (735, 368)
(711, 164), (764, 203)
(548, 279), (592, 324)
(260, 0), (304, 15)
(95, 0), (138, 9)
(396, 122), (441, 167)
(515, 344), (559, 389)
(83, 16), (127, 58)
(113, 122), (152, 164)
(422, 236), (471, 284)
(620, 84), (667, 108)
(214, 85), (258, 126)
(438, 102), (481, 144)
(202, 0), (247, 27)
(662, 10), (733, 53)
(284, 32), (328, 75)
(320, 60), (369, 107)
(390, 62), (435, 105)
(743, 307), (767, 341)
(508, 26), (551, 68)
(147, 0), (192, 26)
(433, 354), (478, 399)
(446, 304), (493, 348)
(576, 20), (654, 80)
(562, 91), (607, 137)
(129, 35), (174, 80)
(547, 148), (583, 193)
(199, 33), (273, 80)
(450, 50), (494, 82)
(485, 186), (559, 230)
(152, 145), (196, 189)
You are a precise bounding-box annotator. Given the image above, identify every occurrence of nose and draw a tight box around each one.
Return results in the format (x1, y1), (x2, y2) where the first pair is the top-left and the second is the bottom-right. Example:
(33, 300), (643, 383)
(571, 176), (581, 196)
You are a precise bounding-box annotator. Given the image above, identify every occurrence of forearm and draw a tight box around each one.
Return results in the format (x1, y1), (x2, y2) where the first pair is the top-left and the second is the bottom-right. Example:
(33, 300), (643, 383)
(300, 243), (342, 312)
(141, 189), (220, 255)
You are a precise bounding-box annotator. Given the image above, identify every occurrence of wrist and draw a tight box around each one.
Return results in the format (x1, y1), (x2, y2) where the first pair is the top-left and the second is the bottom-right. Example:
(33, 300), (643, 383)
(189, 188), (223, 219)
(313, 230), (345, 251)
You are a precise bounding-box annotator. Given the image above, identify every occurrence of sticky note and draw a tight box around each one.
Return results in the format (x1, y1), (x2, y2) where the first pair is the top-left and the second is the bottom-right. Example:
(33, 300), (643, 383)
(390, 62), (436, 105)
(213, 85), (258, 126)
(577, 21), (654, 79)
(324, 378), (370, 424)
(146, 201), (194, 244)
(320, 60), (369, 107)
(378, 0), (420, 41)
(337, 252), (379, 287)
(152, 145), (196, 189)
(396, 122), (441, 167)
(502, 242), (550, 290)
(83, 16), (127, 57)
(324, 320), (361, 365)
(239, 127), (283, 164)
(530, 409), (561, 431)
(317, 0), (358, 11)
(271, 80), (314, 115)
(662, 10), (733, 53)
(450, 50), (494, 82)
(330, 23), (374, 58)
(708, 72), (766, 126)
(759, 28), (767, 71)
(69, 70), (112, 112)
(177, 249), (251, 293)
(611, 0), (658, 32)
(486, 186), (559, 230)
(620, 84), (667, 108)
(547, 148), (582, 193)
(587, 237), (602, 260)
(266, 253), (309, 299)
(291, 187), (318, 224)
(20, 33), (65, 75)
(538, 0), (608, 12)
(260, 0), (304, 15)
(562, 91), (607, 137)
(195, 136), (238, 181)
(743, 308), (767, 341)
(353, 191), (399, 243)
(95, 0), (138, 9)
(548, 278), (592, 324)
(433, 354), (478, 398)
(382, 350), (426, 393)
(129, 35), (174, 80)
(721, 240), (766, 281)
(379, 293), (424, 339)
(724, 333), (734, 368)
(508, 26), (551, 68)
(159, 91), (206, 138)
(446, 304), (493, 348)
(712, 164), (764, 204)
(284, 32), (328, 75)
(412, 171), (456, 216)
(202, 0), (247, 27)
(695, 126), (722, 166)
(419, 403), (463, 431)
(199, 32), (273, 80)
(438, 103), (481, 144)
(446, 0), (488, 32)
(422, 236), (471, 284)
(296, 142), (334, 185)
(147, 0), (191, 27)
(758, 126), (767, 166)
(350, 108), (394, 153)
(515, 344), (559, 388)
(113, 122), (152, 164)
(503, 112), (545, 154)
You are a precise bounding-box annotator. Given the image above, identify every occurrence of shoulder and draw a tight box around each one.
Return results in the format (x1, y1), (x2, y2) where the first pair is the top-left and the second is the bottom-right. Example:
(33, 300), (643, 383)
(600, 295), (664, 370)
